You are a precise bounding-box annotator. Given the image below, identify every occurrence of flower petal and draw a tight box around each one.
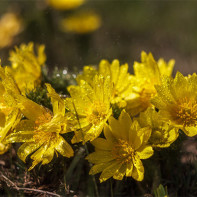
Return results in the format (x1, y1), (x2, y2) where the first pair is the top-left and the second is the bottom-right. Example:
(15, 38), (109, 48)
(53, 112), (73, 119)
(17, 142), (40, 162)
(131, 157), (144, 181)
(136, 145), (154, 159)
(86, 151), (114, 164)
(126, 162), (133, 177)
(113, 163), (127, 180)
(6, 131), (34, 143)
(55, 135), (74, 158)
(103, 124), (117, 145)
(99, 160), (122, 183)
(89, 161), (114, 175)
(91, 138), (112, 150)
(184, 126), (197, 137)
(46, 83), (65, 115)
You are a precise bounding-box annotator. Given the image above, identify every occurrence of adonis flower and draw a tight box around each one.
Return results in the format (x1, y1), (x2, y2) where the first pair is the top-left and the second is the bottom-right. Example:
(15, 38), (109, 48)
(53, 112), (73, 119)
(86, 110), (153, 182)
(66, 75), (112, 143)
(8, 42), (46, 93)
(126, 51), (175, 116)
(61, 11), (101, 34)
(76, 59), (132, 107)
(0, 12), (22, 49)
(137, 107), (179, 148)
(152, 72), (197, 137)
(47, 0), (85, 10)
(0, 66), (21, 154)
(6, 84), (73, 170)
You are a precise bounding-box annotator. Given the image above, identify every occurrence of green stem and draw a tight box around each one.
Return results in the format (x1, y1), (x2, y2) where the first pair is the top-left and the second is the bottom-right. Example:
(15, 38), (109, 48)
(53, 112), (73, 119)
(152, 161), (161, 193)
(72, 101), (99, 197)
(84, 143), (99, 197)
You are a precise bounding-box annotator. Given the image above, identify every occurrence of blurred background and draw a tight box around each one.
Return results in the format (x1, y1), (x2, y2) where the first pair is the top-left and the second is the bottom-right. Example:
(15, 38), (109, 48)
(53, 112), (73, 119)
(0, 0), (197, 75)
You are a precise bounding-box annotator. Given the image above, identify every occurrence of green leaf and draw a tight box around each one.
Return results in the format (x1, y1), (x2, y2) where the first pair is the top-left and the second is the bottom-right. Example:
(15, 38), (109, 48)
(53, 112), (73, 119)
(154, 184), (168, 197)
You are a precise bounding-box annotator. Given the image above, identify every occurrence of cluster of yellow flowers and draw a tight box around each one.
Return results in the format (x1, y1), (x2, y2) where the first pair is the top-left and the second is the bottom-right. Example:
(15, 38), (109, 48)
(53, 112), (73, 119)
(1, 42), (196, 183)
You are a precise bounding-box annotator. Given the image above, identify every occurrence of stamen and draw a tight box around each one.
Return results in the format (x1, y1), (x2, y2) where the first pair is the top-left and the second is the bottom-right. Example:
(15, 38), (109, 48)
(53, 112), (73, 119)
(174, 97), (197, 127)
(112, 139), (134, 163)
(87, 101), (108, 125)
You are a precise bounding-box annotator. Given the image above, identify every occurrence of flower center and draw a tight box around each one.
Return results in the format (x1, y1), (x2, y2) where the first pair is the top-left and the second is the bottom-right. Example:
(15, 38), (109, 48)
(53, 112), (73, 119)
(34, 110), (52, 128)
(87, 101), (108, 125)
(174, 97), (197, 127)
(112, 139), (134, 163)
(140, 87), (156, 108)
(33, 131), (57, 144)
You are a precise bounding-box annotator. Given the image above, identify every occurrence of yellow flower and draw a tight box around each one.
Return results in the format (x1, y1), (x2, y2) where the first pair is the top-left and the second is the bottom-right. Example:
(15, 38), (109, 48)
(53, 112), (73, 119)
(0, 12), (22, 48)
(47, 0), (85, 10)
(86, 110), (153, 182)
(0, 66), (21, 154)
(60, 11), (101, 34)
(126, 51), (175, 116)
(8, 42), (46, 93)
(76, 59), (132, 107)
(66, 75), (112, 143)
(137, 107), (179, 148)
(152, 72), (197, 137)
(6, 84), (73, 170)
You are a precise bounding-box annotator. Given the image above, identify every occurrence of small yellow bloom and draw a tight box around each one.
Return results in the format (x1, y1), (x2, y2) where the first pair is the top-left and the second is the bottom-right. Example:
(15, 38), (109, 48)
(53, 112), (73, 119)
(0, 13), (22, 48)
(152, 72), (197, 137)
(137, 107), (179, 148)
(47, 0), (85, 10)
(6, 84), (73, 170)
(61, 11), (101, 34)
(126, 51), (175, 116)
(0, 66), (21, 154)
(8, 42), (46, 93)
(86, 110), (153, 182)
(66, 75), (112, 143)
(76, 59), (132, 107)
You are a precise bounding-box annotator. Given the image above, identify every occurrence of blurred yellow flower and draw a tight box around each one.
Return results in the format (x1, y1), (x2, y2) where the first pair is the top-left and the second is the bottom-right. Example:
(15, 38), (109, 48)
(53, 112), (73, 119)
(8, 42), (46, 93)
(76, 59), (132, 107)
(86, 110), (153, 182)
(152, 72), (197, 137)
(0, 13), (22, 48)
(137, 107), (179, 148)
(0, 66), (21, 154)
(47, 0), (85, 10)
(61, 11), (101, 34)
(126, 51), (175, 116)
(66, 75), (112, 143)
(6, 84), (73, 170)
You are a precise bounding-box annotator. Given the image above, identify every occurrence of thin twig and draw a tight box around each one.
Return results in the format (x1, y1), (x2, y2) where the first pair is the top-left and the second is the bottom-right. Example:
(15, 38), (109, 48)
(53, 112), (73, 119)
(0, 172), (61, 197)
